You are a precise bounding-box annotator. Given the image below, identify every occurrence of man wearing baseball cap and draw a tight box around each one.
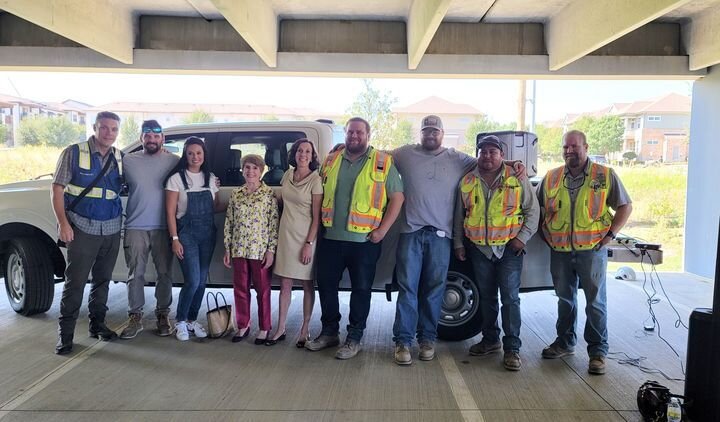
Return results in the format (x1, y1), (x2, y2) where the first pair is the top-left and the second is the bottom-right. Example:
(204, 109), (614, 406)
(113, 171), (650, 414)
(390, 115), (525, 365)
(453, 135), (539, 371)
(119, 120), (180, 339)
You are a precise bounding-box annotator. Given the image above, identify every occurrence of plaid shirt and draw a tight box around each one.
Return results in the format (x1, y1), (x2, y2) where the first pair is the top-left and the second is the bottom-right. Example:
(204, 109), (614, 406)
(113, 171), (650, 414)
(53, 136), (123, 235)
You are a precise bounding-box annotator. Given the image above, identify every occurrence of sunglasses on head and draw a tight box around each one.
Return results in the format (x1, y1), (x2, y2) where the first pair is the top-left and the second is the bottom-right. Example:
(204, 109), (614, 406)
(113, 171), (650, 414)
(142, 127), (162, 133)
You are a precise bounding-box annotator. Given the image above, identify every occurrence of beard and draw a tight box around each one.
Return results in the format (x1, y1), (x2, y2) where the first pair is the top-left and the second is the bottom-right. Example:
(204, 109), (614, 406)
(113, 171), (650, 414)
(346, 140), (366, 154)
(144, 143), (161, 154)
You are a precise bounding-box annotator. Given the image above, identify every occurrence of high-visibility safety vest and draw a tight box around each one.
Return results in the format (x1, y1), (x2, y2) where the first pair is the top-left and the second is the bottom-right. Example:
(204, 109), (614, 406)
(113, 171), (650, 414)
(63, 140), (123, 221)
(320, 147), (392, 233)
(541, 162), (613, 251)
(460, 165), (524, 246)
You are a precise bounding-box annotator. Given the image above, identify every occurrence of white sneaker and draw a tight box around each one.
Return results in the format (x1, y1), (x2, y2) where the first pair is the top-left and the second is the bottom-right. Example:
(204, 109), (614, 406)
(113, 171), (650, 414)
(188, 321), (207, 338)
(175, 321), (189, 341)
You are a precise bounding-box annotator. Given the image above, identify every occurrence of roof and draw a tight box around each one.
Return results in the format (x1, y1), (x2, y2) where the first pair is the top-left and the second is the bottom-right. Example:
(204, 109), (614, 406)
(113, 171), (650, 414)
(393, 96), (482, 115)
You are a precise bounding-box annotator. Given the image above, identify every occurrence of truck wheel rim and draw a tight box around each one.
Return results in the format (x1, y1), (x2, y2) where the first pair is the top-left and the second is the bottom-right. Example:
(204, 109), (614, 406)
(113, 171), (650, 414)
(7, 253), (25, 304)
(440, 270), (478, 327)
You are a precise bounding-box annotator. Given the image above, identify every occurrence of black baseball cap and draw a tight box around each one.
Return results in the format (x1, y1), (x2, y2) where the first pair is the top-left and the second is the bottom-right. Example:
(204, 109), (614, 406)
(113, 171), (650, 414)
(477, 135), (503, 151)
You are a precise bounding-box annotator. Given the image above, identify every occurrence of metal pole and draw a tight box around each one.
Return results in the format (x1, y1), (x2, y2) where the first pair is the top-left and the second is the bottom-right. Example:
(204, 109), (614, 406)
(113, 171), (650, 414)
(517, 80), (526, 131)
(530, 80), (537, 133)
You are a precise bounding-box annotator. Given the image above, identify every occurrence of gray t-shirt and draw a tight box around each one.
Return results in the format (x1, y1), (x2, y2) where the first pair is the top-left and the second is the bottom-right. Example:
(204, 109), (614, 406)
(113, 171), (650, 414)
(391, 144), (476, 237)
(123, 151), (179, 230)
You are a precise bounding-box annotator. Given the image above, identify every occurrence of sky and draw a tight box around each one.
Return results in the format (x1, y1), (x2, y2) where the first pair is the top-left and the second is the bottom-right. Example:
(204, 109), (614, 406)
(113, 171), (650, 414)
(0, 71), (694, 124)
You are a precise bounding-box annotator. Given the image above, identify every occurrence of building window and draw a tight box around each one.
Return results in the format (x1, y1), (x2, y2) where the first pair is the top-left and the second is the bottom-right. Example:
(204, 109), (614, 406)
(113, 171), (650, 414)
(647, 116), (661, 122)
(647, 139), (659, 145)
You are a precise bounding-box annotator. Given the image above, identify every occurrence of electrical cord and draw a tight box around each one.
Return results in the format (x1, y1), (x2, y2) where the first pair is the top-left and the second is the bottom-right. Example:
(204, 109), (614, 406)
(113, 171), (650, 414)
(639, 250), (687, 377)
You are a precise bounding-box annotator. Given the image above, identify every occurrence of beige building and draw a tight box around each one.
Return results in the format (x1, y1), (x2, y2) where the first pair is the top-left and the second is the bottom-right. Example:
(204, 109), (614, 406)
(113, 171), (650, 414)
(611, 93), (690, 162)
(393, 96), (484, 149)
(0, 94), (89, 147)
(554, 93), (691, 163)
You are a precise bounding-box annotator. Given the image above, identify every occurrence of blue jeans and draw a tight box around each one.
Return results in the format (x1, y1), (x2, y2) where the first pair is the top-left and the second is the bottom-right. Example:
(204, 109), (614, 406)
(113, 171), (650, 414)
(468, 246), (523, 352)
(392, 228), (451, 345)
(550, 247), (608, 357)
(316, 238), (381, 342)
(175, 190), (216, 322)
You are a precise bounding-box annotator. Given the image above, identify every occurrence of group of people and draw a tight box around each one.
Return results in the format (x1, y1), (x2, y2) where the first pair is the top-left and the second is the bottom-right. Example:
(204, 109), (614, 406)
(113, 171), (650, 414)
(51, 111), (631, 376)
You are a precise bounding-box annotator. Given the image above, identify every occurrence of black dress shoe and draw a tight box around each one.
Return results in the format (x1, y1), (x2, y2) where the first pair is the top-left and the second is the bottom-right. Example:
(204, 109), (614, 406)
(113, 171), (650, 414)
(89, 321), (118, 341)
(254, 336), (268, 345)
(231, 330), (250, 343)
(55, 337), (73, 355)
(296, 335), (310, 348)
(265, 332), (286, 346)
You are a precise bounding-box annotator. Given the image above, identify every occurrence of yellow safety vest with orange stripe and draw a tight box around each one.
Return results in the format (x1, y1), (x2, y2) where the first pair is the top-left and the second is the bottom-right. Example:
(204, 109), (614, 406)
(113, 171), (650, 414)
(460, 165), (524, 246)
(541, 162), (613, 251)
(320, 147), (392, 233)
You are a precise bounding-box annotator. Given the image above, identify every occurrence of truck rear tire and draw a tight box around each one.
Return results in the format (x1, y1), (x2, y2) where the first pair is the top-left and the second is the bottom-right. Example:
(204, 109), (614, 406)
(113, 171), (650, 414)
(3, 238), (54, 315)
(437, 258), (483, 341)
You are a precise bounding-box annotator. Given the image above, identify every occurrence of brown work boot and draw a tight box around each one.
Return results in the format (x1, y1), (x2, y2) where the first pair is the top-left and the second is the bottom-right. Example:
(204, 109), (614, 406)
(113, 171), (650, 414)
(541, 341), (575, 359)
(503, 351), (522, 371)
(469, 339), (502, 356)
(156, 310), (172, 337)
(119, 313), (143, 339)
(394, 343), (412, 366)
(588, 356), (606, 375)
(418, 341), (436, 361)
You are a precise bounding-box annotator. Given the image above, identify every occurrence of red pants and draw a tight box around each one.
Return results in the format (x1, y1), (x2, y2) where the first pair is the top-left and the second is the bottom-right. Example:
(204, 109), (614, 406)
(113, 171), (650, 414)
(232, 257), (272, 331)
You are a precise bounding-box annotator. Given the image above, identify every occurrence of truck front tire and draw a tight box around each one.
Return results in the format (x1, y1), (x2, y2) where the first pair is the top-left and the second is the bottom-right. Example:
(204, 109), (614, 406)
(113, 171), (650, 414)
(437, 259), (483, 341)
(3, 238), (54, 315)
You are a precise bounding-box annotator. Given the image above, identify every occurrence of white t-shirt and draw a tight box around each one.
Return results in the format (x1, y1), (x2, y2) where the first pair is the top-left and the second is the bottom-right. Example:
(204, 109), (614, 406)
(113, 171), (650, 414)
(165, 170), (219, 219)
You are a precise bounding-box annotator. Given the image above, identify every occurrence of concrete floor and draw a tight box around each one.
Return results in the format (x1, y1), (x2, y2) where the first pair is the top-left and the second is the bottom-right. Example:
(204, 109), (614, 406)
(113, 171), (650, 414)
(0, 271), (712, 422)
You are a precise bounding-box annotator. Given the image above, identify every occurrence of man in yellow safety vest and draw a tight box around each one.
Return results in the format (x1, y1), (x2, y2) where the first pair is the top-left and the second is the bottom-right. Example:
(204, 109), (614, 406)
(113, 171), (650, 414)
(305, 117), (404, 360)
(453, 135), (539, 371)
(537, 130), (632, 375)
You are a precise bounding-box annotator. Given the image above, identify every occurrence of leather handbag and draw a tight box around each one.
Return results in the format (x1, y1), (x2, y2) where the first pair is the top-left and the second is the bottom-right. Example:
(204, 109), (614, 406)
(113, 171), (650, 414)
(205, 292), (235, 338)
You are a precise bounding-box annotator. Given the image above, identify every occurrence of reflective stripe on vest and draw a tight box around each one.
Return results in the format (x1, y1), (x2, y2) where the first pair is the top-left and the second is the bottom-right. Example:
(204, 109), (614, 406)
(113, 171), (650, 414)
(75, 141), (123, 175)
(541, 162), (612, 251)
(460, 165), (523, 246)
(320, 147), (392, 233)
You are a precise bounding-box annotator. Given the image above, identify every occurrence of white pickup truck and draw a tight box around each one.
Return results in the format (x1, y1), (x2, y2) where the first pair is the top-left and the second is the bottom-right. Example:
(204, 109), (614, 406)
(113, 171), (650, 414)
(0, 121), (563, 341)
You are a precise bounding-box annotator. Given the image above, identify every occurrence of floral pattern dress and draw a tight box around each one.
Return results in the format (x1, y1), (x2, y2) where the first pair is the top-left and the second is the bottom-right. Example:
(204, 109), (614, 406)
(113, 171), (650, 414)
(224, 183), (279, 260)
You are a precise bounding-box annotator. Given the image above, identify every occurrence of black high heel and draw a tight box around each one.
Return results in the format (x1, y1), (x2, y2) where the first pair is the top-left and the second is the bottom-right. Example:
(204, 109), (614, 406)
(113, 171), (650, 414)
(265, 332), (286, 346)
(231, 328), (250, 343)
(295, 335), (310, 348)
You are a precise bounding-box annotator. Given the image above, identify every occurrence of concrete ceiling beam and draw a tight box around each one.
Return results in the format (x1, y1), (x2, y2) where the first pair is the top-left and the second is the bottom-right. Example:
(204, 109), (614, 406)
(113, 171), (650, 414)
(208, 0), (278, 68)
(546, 0), (690, 71)
(407, 0), (452, 70)
(684, 7), (720, 71)
(0, 0), (133, 64)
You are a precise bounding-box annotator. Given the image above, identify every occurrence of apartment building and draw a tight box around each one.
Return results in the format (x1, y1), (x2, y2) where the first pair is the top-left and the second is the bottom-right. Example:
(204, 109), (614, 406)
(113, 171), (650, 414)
(0, 94), (89, 146)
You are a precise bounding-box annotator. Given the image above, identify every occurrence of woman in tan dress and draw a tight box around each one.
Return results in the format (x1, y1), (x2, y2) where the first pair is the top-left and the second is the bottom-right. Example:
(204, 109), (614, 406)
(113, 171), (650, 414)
(266, 138), (323, 347)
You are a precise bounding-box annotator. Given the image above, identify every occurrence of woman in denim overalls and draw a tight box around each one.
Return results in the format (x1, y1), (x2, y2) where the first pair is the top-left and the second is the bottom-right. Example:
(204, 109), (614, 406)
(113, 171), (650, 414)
(165, 137), (220, 341)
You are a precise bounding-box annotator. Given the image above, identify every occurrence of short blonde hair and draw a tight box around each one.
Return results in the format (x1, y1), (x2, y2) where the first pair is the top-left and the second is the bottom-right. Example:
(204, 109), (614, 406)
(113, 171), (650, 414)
(240, 154), (265, 172)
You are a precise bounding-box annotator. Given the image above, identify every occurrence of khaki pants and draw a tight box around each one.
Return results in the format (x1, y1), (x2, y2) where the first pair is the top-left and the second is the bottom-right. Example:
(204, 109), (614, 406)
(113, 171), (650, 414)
(123, 229), (173, 315)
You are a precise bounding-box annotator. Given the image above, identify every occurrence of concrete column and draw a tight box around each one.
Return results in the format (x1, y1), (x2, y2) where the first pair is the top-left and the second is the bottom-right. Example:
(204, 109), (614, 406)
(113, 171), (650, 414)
(11, 104), (20, 147)
(685, 66), (720, 278)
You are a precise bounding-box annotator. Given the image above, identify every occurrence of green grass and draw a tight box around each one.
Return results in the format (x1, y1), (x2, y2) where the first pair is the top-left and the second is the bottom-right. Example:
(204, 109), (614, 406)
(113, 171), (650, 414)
(0, 146), (63, 185)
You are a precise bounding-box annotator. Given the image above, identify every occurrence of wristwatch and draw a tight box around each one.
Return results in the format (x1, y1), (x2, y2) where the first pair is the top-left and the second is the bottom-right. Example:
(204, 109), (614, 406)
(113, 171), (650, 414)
(605, 230), (615, 240)
(171, 236), (179, 241)
(305, 240), (314, 245)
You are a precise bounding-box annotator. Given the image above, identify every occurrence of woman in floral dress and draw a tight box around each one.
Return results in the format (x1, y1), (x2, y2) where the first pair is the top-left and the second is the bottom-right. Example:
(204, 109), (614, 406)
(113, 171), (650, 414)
(223, 154), (279, 344)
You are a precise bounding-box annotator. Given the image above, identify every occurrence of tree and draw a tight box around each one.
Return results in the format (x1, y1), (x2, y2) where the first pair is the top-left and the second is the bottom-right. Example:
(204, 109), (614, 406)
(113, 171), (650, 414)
(183, 109), (214, 124)
(535, 124), (564, 159)
(18, 116), (83, 147)
(119, 115), (141, 148)
(17, 117), (44, 146)
(261, 114), (280, 121)
(43, 116), (84, 147)
(464, 116), (514, 153)
(391, 119), (414, 147)
(571, 115), (624, 155)
(346, 79), (402, 149)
